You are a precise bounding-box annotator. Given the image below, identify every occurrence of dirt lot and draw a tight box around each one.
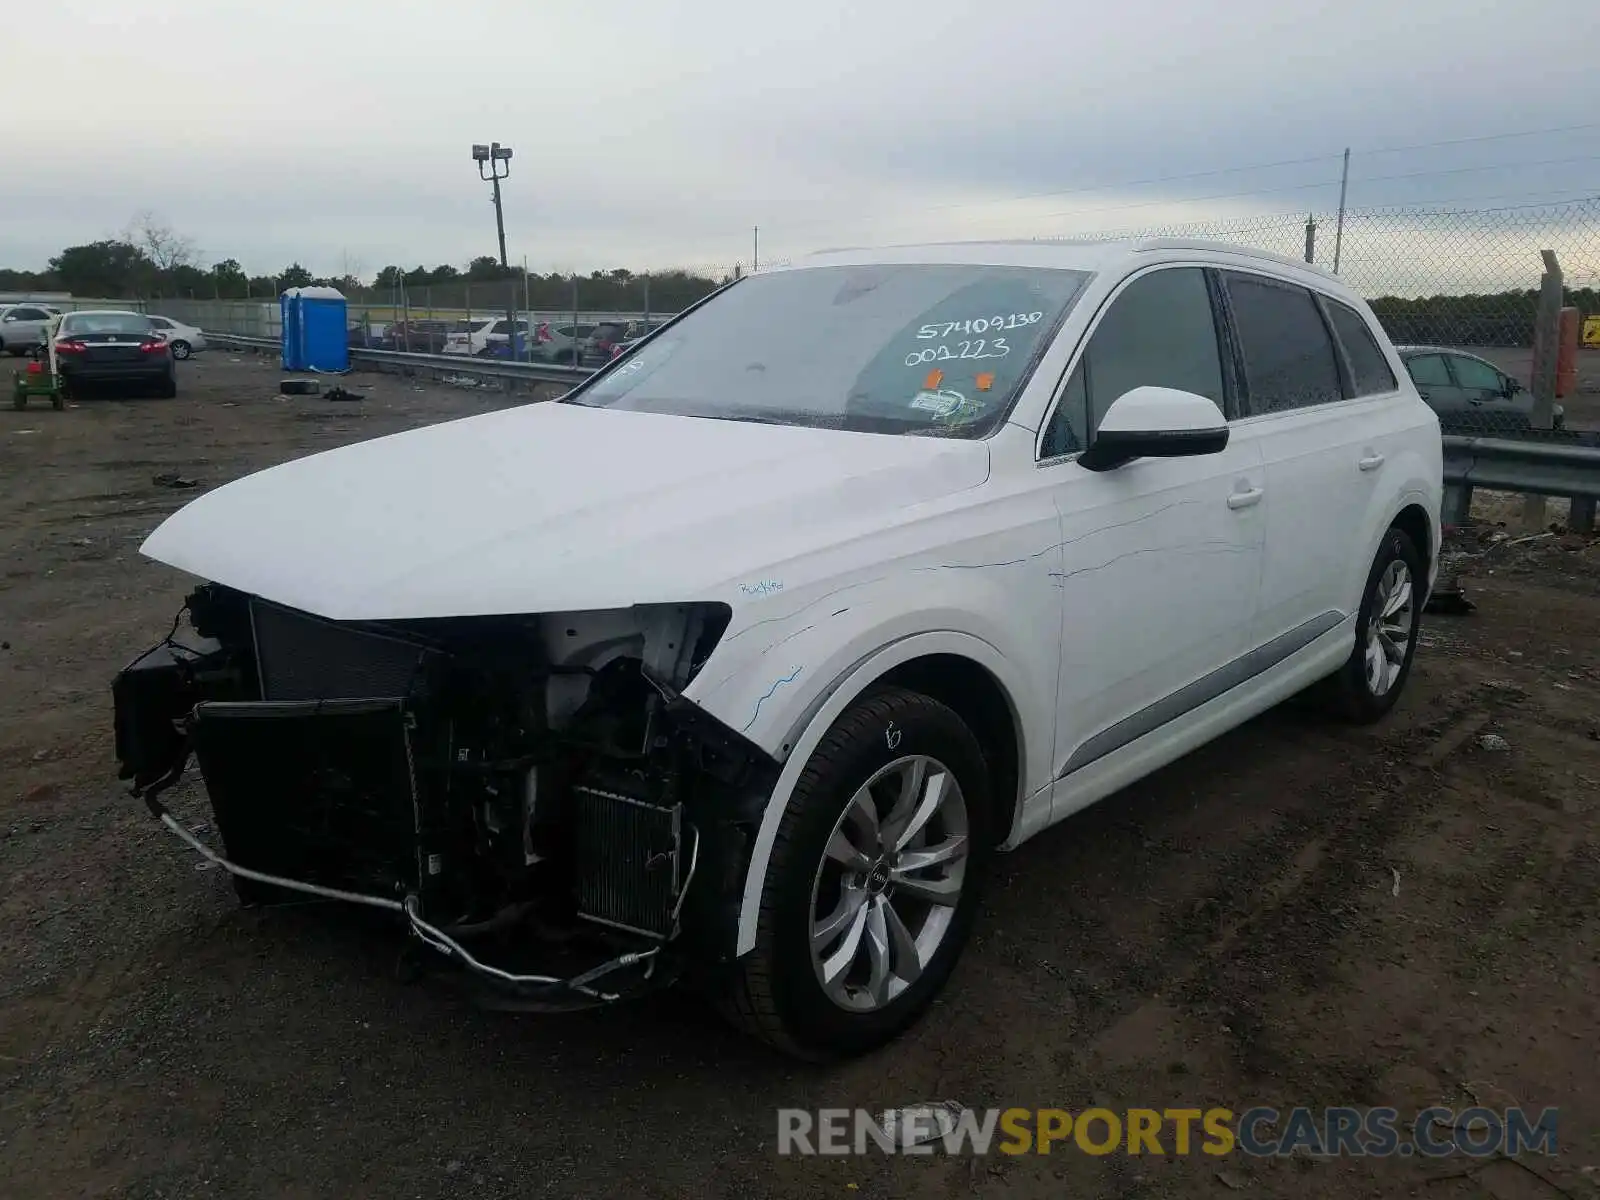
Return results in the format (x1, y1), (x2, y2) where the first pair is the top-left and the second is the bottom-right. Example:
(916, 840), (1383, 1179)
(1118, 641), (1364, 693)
(2, 356), (1598, 1200)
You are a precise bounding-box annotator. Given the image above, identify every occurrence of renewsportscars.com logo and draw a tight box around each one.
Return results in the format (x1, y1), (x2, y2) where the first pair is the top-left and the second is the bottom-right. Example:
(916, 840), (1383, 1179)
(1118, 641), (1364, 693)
(776, 1106), (1559, 1158)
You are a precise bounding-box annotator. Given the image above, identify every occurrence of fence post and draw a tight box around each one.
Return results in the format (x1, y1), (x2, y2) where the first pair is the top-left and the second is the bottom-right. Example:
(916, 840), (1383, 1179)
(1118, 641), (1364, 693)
(1304, 215), (1316, 264)
(1522, 250), (1563, 531)
(1441, 483), (1474, 527)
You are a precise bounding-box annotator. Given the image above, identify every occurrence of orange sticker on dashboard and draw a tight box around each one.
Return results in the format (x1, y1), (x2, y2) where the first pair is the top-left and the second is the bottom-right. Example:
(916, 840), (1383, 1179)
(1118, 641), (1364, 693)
(923, 368), (944, 389)
(976, 372), (995, 391)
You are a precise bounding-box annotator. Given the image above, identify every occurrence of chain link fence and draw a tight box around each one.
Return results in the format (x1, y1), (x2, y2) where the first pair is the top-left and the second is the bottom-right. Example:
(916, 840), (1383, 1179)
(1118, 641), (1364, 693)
(139, 198), (1600, 437)
(1050, 198), (1600, 439)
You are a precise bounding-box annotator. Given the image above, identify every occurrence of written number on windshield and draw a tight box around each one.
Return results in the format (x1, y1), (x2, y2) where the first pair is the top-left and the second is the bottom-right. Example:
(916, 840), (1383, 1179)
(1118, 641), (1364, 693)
(917, 312), (1043, 339)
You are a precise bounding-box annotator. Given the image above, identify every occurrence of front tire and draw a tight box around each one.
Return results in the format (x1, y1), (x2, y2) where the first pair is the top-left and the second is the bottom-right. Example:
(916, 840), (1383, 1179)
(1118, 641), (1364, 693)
(718, 686), (992, 1060)
(1325, 525), (1425, 723)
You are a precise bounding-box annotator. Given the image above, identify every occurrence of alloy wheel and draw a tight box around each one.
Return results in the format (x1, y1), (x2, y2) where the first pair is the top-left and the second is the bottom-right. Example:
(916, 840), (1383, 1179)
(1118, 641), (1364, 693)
(808, 754), (970, 1013)
(1365, 559), (1414, 696)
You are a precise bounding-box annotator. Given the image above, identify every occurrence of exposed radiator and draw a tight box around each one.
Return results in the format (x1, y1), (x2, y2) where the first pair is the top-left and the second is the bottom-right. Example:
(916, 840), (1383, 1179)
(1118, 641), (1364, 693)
(571, 781), (683, 940)
(251, 599), (431, 701)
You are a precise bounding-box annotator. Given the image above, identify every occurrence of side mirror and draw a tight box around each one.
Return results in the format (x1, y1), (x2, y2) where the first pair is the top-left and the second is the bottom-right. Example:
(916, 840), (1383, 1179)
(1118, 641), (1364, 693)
(1503, 377), (1522, 398)
(1078, 385), (1229, 472)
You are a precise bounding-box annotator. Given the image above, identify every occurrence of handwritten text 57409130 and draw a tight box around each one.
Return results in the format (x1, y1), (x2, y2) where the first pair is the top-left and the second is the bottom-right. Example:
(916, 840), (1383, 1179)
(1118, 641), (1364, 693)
(918, 312), (1042, 339)
(905, 338), (1010, 366)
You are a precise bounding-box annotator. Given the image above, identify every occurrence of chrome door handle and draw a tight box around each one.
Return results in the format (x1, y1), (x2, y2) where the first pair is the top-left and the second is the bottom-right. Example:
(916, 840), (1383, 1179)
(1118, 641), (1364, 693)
(1358, 453), (1385, 471)
(1227, 487), (1264, 510)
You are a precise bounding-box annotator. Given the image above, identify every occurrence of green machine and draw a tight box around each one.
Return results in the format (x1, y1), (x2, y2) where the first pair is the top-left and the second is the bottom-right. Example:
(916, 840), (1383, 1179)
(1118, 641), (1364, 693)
(11, 313), (64, 411)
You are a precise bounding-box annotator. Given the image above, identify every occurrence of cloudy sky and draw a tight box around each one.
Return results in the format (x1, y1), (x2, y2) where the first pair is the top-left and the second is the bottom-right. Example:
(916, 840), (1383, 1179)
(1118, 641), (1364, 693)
(6, 0), (1596, 281)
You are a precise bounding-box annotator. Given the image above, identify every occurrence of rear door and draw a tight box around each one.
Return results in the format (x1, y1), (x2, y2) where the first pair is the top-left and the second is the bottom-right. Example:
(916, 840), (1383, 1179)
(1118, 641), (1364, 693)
(1402, 353), (1465, 428)
(1224, 273), (1406, 650)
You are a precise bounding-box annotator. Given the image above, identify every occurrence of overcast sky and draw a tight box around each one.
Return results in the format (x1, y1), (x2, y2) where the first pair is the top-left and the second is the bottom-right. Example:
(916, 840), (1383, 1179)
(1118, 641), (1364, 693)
(6, 0), (1596, 280)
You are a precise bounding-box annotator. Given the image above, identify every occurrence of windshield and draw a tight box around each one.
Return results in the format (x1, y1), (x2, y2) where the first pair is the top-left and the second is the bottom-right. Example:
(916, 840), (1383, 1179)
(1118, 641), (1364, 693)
(60, 312), (153, 335)
(564, 262), (1092, 435)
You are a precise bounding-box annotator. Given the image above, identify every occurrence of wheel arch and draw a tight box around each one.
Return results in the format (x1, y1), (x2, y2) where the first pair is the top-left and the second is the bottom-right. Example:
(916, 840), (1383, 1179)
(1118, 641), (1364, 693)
(730, 632), (1029, 958)
(1391, 501), (1435, 584)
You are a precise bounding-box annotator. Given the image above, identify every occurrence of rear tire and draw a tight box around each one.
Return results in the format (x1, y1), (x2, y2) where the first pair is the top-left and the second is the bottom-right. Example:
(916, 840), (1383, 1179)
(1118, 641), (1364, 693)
(170, 340), (191, 360)
(158, 375), (177, 399)
(1322, 525), (1425, 724)
(716, 686), (992, 1060)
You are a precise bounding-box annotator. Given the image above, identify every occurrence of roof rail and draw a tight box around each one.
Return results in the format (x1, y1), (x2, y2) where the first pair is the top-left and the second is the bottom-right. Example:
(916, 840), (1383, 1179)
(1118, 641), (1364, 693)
(1130, 237), (1339, 279)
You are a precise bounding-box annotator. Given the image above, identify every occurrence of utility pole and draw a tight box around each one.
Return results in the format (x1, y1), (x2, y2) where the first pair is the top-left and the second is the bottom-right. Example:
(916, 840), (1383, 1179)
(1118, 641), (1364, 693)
(1332, 147), (1350, 273)
(753, 226), (760, 273)
(1523, 250), (1565, 531)
(472, 142), (518, 360)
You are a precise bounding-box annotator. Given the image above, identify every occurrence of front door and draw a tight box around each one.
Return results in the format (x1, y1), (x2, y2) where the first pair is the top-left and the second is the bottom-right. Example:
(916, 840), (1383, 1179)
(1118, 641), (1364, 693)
(1036, 265), (1265, 797)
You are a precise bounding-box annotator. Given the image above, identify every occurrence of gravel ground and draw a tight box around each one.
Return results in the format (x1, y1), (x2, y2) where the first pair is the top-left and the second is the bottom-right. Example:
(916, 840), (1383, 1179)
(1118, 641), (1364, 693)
(2, 356), (1598, 1199)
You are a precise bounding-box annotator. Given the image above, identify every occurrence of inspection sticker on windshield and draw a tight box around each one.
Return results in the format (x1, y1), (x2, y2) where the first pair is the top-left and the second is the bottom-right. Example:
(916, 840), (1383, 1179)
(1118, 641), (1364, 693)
(909, 389), (980, 421)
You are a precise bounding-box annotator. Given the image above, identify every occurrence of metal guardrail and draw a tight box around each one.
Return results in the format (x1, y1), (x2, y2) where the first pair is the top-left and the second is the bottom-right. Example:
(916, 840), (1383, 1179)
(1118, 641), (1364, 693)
(1442, 432), (1600, 530)
(211, 333), (594, 387)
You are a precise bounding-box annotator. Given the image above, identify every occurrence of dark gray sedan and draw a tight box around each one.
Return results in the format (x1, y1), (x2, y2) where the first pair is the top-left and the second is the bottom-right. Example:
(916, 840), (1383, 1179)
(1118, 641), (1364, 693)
(54, 310), (176, 398)
(1396, 345), (1562, 435)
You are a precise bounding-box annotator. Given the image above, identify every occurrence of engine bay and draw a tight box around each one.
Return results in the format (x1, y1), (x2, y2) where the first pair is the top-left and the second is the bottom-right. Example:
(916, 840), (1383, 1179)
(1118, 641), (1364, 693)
(113, 582), (780, 1004)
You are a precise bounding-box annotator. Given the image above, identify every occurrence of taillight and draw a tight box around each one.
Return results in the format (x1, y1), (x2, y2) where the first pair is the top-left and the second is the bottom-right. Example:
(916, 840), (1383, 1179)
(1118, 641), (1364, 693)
(54, 339), (87, 354)
(140, 339), (166, 354)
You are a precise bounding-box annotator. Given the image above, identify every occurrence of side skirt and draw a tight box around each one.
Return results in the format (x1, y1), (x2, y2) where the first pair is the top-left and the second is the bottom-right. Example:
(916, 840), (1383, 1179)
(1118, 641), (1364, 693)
(1036, 613), (1355, 835)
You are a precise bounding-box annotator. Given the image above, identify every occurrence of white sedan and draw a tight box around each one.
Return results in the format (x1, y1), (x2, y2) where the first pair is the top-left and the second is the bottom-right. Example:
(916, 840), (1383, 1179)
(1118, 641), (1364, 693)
(111, 237), (1441, 1060)
(145, 315), (207, 359)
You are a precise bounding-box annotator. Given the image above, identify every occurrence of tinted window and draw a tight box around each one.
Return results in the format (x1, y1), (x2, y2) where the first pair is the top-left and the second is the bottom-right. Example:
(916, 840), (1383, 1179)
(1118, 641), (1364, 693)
(1225, 272), (1342, 413)
(571, 263), (1094, 436)
(9, 307), (45, 320)
(148, 317), (173, 329)
(1324, 300), (1397, 396)
(1450, 355), (1502, 391)
(1086, 267), (1224, 435)
(1404, 354), (1452, 388)
(1041, 361), (1088, 457)
(59, 312), (153, 335)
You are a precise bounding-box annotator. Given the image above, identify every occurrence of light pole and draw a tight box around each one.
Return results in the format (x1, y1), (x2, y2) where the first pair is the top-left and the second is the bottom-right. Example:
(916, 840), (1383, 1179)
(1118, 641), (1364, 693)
(472, 142), (518, 358)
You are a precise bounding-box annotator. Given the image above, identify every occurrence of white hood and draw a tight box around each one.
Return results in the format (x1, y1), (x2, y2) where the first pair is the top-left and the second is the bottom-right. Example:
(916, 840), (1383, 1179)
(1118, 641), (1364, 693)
(141, 402), (991, 620)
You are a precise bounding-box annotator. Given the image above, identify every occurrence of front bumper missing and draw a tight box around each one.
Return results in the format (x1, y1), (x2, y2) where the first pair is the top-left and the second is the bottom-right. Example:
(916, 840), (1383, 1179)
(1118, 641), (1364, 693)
(137, 767), (701, 1008)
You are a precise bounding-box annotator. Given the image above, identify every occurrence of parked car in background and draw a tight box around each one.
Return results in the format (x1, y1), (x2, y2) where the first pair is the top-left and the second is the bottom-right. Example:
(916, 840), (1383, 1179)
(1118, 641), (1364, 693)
(145, 315), (208, 359)
(578, 321), (637, 367)
(382, 320), (455, 354)
(532, 321), (594, 364)
(0, 303), (61, 355)
(54, 310), (175, 397)
(113, 238), (1439, 1060)
(347, 320), (390, 348)
(603, 320), (673, 364)
(1396, 346), (1564, 434)
(443, 317), (531, 356)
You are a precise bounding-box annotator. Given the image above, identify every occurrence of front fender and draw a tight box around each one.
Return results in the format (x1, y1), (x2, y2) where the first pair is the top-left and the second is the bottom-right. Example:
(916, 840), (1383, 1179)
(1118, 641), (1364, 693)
(686, 573), (1055, 782)
(702, 628), (1034, 958)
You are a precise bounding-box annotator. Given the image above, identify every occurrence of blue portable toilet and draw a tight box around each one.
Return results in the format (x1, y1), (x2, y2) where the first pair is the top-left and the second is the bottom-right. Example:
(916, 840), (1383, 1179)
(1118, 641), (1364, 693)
(279, 286), (349, 372)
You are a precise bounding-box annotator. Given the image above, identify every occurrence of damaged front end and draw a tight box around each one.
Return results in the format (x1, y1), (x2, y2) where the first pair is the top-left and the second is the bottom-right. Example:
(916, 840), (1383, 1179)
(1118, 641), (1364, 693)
(113, 583), (778, 1008)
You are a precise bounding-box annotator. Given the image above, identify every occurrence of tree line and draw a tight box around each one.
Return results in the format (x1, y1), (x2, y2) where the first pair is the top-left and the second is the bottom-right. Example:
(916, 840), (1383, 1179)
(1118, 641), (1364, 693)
(1369, 287), (1600, 347)
(4, 214), (1590, 338)
(0, 214), (731, 313)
